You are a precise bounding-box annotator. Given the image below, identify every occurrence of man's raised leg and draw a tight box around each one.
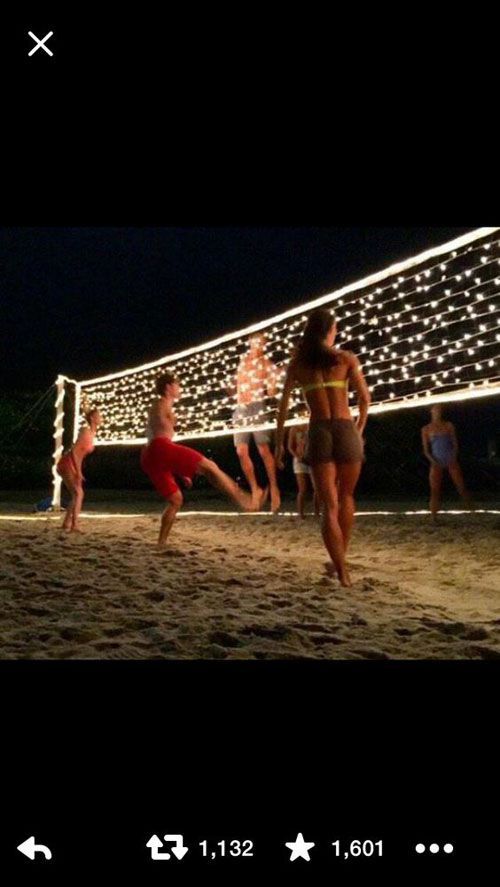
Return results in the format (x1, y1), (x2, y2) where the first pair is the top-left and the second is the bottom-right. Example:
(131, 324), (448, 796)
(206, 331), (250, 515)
(196, 458), (267, 511)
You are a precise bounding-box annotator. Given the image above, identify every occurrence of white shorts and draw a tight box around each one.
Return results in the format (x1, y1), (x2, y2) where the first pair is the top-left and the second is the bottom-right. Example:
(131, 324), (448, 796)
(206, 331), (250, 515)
(293, 457), (311, 475)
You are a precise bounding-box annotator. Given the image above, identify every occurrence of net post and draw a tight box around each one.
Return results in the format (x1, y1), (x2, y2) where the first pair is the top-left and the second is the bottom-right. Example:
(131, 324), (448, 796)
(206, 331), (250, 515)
(73, 382), (81, 443)
(51, 375), (65, 511)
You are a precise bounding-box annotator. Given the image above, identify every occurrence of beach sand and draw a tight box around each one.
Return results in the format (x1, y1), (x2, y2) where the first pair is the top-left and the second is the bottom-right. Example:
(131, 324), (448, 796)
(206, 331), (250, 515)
(1, 500), (499, 660)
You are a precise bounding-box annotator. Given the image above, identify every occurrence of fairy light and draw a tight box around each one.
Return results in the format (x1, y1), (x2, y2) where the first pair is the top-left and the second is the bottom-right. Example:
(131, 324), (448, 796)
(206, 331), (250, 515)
(56, 228), (500, 446)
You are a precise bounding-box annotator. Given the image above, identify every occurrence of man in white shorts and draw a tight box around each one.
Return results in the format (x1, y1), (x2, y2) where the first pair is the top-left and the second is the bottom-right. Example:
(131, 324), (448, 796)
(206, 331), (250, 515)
(231, 332), (282, 513)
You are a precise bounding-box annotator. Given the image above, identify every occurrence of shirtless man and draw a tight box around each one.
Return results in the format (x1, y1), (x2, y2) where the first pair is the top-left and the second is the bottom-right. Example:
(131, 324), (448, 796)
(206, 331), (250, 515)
(232, 332), (282, 512)
(141, 371), (266, 546)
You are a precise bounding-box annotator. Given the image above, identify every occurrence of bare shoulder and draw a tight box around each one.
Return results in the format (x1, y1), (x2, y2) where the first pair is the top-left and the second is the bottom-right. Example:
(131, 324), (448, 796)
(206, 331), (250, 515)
(78, 426), (93, 442)
(341, 350), (361, 371)
(337, 348), (354, 362)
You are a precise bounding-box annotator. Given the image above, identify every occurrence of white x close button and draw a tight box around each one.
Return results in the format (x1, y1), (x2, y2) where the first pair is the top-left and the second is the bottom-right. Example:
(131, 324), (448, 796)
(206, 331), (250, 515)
(28, 31), (54, 57)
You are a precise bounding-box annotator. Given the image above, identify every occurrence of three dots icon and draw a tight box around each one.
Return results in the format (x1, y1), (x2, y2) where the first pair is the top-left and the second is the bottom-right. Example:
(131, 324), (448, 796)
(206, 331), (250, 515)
(415, 843), (454, 855)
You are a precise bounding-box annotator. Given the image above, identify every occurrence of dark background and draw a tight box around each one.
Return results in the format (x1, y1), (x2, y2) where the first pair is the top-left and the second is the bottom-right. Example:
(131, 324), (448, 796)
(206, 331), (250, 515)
(0, 226), (475, 390)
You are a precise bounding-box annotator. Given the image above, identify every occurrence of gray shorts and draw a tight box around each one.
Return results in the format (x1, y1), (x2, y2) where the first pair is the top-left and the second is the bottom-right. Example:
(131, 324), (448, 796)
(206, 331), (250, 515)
(233, 401), (271, 447)
(306, 418), (364, 465)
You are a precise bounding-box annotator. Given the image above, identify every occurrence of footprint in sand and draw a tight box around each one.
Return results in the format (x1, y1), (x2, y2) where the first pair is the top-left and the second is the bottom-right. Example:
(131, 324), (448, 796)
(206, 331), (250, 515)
(59, 627), (100, 643)
(421, 619), (466, 636)
(350, 615), (368, 626)
(316, 577), (336, 588)
(24, 605), (53, 617)
(125, 618), (159, 630)
(466, 644), (500, 660)
(208, 631), (243, 648)
(144, 591), (166, 603)
(460, 627), (489, 641)
(350, 647), (390, 660)
(93, 641), (123, 651)
(310, 634), (344, 646)
(240, 625), (289, 641)
(206, 644), (229, 659)
(156, 548), (187, 558)
(292, 621), (332, 632)
(357, 578), (379, 592)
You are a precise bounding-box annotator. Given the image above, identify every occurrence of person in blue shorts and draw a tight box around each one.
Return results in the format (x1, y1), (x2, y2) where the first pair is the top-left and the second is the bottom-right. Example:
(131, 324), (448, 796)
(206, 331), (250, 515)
(421, 404), (472, 520)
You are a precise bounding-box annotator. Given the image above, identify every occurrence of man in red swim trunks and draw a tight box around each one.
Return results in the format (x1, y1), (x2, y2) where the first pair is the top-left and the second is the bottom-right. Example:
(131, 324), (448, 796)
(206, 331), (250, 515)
(141, 371), (267, 546)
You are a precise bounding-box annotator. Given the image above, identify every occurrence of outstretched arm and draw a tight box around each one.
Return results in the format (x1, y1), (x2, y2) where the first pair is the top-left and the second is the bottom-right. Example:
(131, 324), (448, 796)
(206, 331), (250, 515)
(348, 354), (371, 434)
(275, 363), (295, 468)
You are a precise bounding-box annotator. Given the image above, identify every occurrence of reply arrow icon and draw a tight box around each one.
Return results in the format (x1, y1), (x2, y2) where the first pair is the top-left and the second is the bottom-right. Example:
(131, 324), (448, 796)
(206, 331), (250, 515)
(17, 836), (52, 861)
(146, 834), (189, 861)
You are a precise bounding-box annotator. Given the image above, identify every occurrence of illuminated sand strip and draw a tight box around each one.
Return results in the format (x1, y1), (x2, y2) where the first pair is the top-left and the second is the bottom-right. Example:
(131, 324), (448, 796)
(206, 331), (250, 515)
(1, 509), (499, 522)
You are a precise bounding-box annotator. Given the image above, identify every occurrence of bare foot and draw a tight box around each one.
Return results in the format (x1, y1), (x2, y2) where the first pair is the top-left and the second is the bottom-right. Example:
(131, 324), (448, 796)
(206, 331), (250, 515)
(259, 486), (269, 510)
(270, 488), (281, 513)
(338, 567), (352, 587)
(71, 527), (84, 533)
(249, 486), (269, 511)
(325, 561), (352, 587)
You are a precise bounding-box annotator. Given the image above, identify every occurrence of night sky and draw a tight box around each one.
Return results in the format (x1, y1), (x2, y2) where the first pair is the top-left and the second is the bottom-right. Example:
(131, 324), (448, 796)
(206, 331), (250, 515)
(1, 226), (474, 391)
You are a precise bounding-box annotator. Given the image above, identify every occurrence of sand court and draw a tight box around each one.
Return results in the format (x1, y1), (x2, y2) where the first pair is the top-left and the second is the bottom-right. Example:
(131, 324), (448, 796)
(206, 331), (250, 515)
(1, 504), (499, 660)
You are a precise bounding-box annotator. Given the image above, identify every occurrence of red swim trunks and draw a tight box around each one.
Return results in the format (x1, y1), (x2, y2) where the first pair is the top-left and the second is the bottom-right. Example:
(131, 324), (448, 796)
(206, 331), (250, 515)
(140, 436), (204, 498)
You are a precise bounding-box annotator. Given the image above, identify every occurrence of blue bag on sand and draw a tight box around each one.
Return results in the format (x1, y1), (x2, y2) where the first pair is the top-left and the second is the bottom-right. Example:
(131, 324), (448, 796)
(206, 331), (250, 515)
(34, 496), (67, 512)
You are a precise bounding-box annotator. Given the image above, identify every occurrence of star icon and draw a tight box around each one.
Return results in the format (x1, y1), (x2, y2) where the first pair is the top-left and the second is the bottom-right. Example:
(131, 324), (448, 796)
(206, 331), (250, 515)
(285, 832), (315, 862)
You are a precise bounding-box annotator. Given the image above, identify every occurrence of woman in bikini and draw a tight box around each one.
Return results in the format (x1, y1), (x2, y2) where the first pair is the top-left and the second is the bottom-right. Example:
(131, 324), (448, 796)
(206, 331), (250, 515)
(421, 404), (471, 521)
(56, 407), (102, 532)
(275, 308), (371, 587)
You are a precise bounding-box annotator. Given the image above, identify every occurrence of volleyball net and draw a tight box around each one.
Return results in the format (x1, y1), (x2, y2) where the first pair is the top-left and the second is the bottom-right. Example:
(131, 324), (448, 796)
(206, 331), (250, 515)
(52, 227), (500, 504)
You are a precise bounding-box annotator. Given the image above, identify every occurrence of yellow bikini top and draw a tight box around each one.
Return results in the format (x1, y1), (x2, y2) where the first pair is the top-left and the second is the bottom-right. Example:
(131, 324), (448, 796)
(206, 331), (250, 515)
(302, 379), (348, 393)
